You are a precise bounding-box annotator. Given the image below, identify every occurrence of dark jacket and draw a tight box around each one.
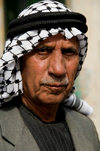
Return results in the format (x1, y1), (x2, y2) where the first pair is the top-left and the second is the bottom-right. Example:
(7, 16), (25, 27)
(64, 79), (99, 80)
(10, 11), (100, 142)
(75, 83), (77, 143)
(0, 102), (100, 151)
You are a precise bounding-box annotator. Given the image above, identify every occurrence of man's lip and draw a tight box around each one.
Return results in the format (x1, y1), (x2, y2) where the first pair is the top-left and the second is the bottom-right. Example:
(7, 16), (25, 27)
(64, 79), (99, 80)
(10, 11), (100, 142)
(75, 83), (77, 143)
(41, 83), (68, 87)
(41, 84), (67, 90)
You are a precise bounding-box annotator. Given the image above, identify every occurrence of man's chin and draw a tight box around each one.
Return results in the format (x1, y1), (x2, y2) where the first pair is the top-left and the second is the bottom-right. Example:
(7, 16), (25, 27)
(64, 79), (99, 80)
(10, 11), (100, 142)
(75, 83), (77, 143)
(36, 93), (66, 105)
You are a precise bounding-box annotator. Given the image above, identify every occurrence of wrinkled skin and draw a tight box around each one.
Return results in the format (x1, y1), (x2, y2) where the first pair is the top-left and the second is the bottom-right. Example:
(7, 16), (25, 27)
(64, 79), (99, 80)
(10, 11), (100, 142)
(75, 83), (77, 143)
(21, 34), (79, 122)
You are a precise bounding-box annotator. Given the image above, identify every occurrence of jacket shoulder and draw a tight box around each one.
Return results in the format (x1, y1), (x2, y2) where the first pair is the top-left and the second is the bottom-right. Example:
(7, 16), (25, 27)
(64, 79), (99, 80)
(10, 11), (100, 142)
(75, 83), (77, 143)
(65, 108), (100, 150)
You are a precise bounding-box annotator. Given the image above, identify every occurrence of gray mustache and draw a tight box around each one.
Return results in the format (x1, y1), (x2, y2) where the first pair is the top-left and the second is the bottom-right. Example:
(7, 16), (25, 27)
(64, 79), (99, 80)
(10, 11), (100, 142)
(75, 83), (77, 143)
(41, 78), (69, 85)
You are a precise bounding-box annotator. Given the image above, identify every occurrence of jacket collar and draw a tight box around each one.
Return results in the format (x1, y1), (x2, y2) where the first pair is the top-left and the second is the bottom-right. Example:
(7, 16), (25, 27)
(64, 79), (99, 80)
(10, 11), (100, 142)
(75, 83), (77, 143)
(0, 106), (40, 151)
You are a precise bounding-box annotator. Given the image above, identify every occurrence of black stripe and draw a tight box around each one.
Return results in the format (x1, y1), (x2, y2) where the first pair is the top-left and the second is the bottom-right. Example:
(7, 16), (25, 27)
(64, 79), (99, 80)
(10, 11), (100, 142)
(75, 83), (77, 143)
(7, 11), (88, 38)
(8, 12), (86, 29)
(7, 19), (88, 38)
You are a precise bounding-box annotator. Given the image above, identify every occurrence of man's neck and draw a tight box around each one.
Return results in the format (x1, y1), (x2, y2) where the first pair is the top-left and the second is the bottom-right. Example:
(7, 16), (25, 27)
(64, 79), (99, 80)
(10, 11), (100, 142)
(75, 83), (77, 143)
(21, 95), (59, 123)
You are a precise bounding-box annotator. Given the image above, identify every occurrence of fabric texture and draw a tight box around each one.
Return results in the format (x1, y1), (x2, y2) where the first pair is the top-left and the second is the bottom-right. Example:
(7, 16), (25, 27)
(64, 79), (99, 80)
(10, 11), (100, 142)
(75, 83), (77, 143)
(64, 93), (93, 115)
(7, 11), (87, 38)
(0, 100), (100, 151)
(0, 0), (90, 115)
(19, 102), (75, 151)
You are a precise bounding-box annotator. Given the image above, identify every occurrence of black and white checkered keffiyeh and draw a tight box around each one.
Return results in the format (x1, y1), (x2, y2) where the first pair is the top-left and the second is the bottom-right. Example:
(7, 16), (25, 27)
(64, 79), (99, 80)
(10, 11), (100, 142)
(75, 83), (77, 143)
(0, 0), (93, 115)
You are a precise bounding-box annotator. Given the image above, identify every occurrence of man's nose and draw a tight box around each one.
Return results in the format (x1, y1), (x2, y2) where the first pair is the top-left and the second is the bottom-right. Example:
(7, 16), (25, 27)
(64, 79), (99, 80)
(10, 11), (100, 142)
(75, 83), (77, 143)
(48, 50), (66, 78)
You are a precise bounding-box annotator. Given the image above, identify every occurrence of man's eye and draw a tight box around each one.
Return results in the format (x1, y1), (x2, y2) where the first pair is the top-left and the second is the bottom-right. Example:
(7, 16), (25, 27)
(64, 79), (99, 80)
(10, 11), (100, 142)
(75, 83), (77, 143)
(36, 47), (52, 55)
(61, 48), (78, 56)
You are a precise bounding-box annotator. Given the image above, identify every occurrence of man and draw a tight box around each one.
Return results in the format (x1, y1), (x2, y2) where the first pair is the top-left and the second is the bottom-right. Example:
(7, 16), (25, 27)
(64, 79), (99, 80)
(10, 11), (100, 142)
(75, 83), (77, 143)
(0, 0), (100, 150)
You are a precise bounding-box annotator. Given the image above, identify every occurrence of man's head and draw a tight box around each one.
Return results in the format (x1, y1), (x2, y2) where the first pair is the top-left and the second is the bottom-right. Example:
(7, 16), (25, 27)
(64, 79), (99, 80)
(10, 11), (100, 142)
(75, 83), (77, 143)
(21, 34), (79, 105)
(0, 0), (88, 105)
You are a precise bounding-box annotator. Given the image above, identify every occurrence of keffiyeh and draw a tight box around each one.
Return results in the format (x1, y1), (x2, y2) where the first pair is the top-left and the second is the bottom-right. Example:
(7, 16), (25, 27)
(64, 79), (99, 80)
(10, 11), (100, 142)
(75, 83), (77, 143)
(0, 0), (92, 115)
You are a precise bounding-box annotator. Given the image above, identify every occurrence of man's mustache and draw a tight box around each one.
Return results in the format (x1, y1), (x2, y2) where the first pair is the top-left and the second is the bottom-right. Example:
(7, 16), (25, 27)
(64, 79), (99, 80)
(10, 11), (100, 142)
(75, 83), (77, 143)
(40, 78), (69, 85)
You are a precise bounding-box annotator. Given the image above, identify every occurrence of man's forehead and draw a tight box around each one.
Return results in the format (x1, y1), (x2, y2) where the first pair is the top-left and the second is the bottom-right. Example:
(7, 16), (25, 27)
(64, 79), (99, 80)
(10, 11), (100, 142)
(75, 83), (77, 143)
(36, 34), (79, 48)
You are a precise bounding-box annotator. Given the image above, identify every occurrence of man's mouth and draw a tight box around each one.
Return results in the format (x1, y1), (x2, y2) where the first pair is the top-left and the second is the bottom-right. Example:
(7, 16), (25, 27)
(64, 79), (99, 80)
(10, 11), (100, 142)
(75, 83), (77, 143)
(41, 83), (68, 93)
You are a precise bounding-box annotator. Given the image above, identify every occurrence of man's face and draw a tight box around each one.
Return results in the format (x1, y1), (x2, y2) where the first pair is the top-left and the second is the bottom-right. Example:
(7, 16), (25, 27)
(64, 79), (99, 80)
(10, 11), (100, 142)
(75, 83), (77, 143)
(21, 34), (79, 105)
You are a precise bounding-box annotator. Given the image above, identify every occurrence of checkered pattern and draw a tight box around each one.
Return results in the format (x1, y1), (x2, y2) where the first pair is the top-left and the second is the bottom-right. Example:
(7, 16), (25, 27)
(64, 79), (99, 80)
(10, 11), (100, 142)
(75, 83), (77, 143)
(0, 0), (91, 115)
(18, 0), (71, 18)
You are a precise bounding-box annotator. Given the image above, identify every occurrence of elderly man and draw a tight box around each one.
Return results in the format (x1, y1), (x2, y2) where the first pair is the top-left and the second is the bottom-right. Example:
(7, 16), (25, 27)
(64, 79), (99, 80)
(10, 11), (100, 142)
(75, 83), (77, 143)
(0, 0), (100, 151)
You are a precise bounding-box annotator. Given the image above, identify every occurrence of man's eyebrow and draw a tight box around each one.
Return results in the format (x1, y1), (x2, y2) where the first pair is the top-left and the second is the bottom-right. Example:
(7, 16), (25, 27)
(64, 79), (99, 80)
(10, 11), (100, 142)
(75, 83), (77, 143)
(37, 45), (54, 49)
(36, 45), (79, 53)
(35, 45), (55, 52)
(61, 46), (79, 52)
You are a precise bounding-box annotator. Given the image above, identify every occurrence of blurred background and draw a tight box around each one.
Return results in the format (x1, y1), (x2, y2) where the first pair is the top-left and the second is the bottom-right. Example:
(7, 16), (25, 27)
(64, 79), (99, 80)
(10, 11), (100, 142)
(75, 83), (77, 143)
(0, 0), (100, 138)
